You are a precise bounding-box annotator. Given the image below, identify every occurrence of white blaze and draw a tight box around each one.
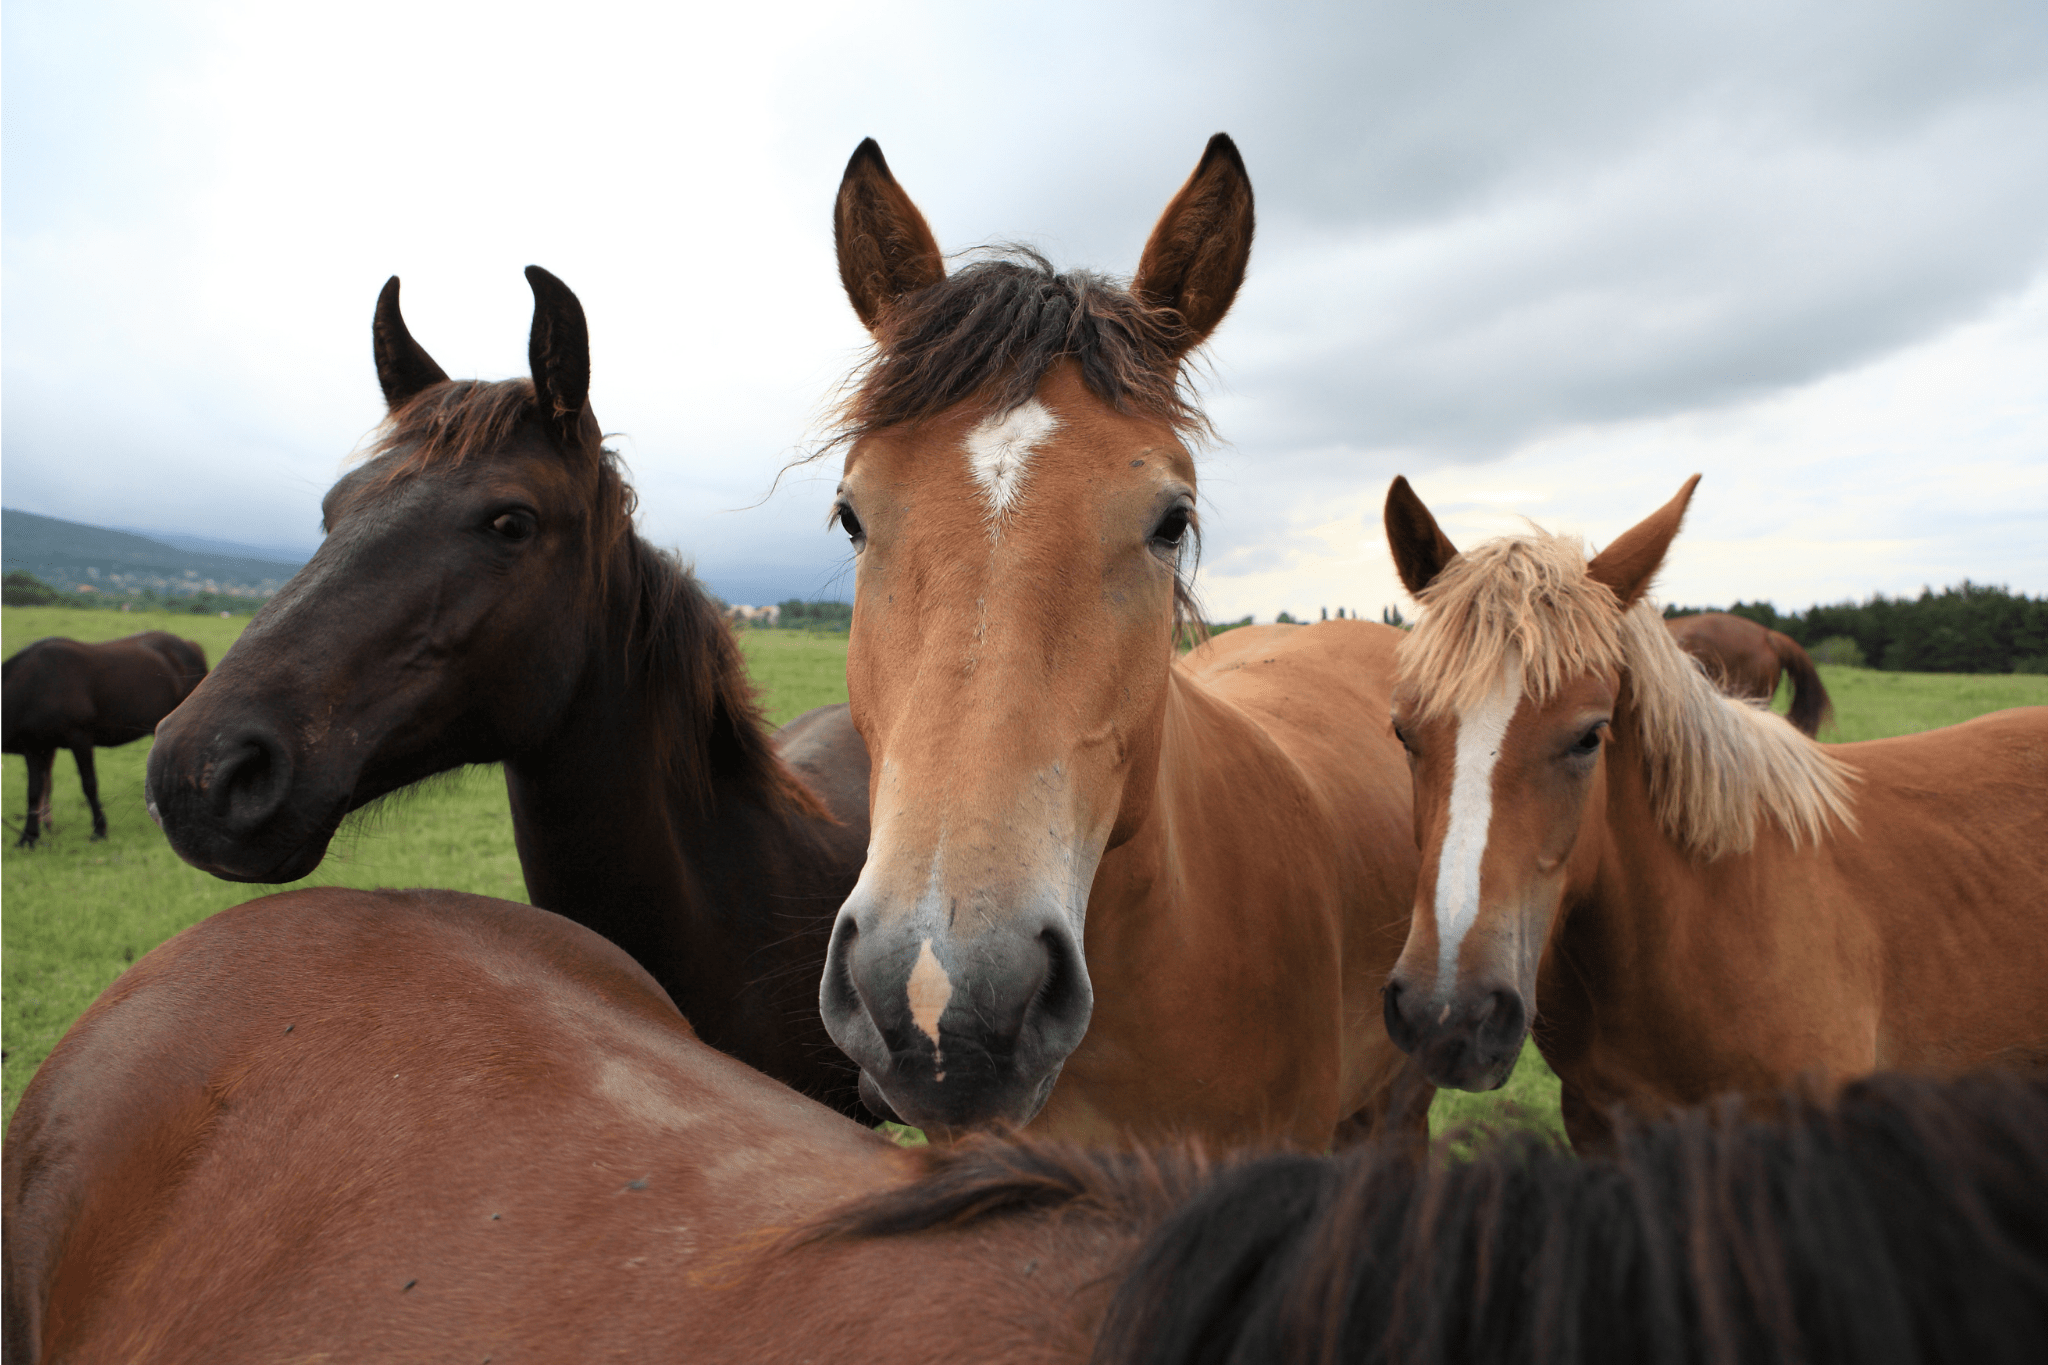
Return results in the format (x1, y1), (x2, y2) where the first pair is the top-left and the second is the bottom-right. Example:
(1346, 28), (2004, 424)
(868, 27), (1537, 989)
(1434, 673), (1520, 989)
(964, 399), (1059, 531)
(906, 937), (954, 1074)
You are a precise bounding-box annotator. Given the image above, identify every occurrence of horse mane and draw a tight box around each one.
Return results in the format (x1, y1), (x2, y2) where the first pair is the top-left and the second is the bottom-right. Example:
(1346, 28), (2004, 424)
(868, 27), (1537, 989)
(820, 247), (1213, 635)
(1094, 1071), (2048, 1365)
(1399, 530), (1854, 859)
(369, 378), (825, 824)
(791, 1134), (1215, 1249)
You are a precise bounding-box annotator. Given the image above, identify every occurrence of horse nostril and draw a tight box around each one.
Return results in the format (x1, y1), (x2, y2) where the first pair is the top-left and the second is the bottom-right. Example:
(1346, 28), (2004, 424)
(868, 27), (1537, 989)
(209, 730), (293, 835)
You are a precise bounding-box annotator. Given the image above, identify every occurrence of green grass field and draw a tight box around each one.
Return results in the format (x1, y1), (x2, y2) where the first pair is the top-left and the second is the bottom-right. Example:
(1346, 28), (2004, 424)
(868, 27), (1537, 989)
(5, 605), (2042, 1139)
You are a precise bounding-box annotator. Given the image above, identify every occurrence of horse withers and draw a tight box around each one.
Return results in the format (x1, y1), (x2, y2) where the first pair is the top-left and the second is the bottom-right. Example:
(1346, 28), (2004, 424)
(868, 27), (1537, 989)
(1666, 609), (1832, 735)
(2, 631), (207, 846)
(144, 269), (871, 1114)
(1379, 475), (2048, 1148)
(816, 136), (1426, 1147)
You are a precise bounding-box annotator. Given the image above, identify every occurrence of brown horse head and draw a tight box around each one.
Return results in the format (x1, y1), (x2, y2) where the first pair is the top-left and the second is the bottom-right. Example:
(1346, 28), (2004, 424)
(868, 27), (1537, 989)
(147, 268), (632, 881)
(1378, 476), (1704, 1090)
(818, 136), (1252, 1129)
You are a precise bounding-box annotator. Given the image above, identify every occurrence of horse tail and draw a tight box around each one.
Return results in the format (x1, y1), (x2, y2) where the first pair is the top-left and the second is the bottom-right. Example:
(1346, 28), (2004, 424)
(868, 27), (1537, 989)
(1768, 630), (1832, 737)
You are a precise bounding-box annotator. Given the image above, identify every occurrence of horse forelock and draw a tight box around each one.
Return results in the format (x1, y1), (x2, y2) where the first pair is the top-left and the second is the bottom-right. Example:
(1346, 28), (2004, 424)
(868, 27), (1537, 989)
(1399, 528), (1854, 860)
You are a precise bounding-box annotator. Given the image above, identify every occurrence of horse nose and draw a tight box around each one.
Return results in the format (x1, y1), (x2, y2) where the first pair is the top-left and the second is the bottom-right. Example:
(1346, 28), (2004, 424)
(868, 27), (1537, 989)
(206, 726), (295, 837)
(1382, 974), (1529, 1092)
(821, 900), (1093, 1128)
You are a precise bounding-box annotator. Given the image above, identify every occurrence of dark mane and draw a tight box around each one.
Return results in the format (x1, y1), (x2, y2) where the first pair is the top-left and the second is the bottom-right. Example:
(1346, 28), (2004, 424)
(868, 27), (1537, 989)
(1094, 1071), (2048, 1365)
(834, 248), (1209, 449)
(371, 378), (823, 824)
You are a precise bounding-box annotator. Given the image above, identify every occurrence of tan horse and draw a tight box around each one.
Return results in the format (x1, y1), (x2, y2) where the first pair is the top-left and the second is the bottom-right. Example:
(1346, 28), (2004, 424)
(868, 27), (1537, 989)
(1378, 474), (2048, 1148)
(815, 136), (1425, 1148)
(1665, 610), (1832, 735)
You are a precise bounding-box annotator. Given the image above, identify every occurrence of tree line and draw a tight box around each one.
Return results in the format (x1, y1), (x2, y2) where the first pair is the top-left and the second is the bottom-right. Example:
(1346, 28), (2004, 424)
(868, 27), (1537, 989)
(1665, 581), (2048, 674)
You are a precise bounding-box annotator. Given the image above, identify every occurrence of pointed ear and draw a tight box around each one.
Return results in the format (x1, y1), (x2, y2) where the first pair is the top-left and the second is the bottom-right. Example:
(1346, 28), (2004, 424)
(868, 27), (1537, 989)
(1588, 475), (1701, 608)
(835, 139), (946, 333)
(524, 265), (592, 446)
(1131, 133), (1255, 353)
(372, 276), (450, 410)
(1384, 476), (1460, 597)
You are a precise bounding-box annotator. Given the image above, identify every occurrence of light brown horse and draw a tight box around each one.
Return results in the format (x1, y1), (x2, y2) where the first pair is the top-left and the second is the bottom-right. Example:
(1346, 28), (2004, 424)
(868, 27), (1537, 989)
(0, 889), (1122, 1364)
(1665, 610), (1832, 735)
(1379, 474), (2048, 1148)
(815, 136), (1425, 1147)
(10, 888), (2047, 1363)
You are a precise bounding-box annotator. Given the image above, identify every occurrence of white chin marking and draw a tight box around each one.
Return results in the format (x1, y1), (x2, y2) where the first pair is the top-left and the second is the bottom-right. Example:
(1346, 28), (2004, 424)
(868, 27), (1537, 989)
(1435, 672), (1519, 990)
(906, 938), (954, 1072)
(964, 399), (1058, 531)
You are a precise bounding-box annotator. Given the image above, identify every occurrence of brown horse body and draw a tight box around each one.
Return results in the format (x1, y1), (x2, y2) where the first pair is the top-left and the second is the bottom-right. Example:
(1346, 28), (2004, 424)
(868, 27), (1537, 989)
(2, 632), (208, 845)
(1665, 610), (1831, 735)
(1381, 476), (2048, 1148)
(816, 138), (1425, 1146)
(144, 271), (871, 1113)
(0, 890), (1112, 1363)
(9, 887), (2045, 1363)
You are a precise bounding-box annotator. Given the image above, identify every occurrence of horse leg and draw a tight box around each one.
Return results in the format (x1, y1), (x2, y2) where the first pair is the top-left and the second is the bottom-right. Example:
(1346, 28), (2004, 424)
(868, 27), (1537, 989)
(74, 745), (107, 840)
(1333, 1052), (1435, 1161)
(18, 751), (55, 848)
(1558, 1079), (1617, 1155)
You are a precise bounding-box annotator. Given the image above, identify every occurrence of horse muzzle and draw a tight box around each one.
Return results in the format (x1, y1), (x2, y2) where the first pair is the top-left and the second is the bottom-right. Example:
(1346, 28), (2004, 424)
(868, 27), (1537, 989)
(146, 716), (343, 883)
(1381, 975), (1530, 1092)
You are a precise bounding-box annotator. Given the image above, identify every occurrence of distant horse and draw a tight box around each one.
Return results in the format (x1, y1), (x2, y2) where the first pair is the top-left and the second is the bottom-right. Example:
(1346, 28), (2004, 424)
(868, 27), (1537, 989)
(7, 888), (2043, 1363)
(815, 136), (1427, 1146)
(145, 269), (871, 1113)
(2, 631), (208, 846)
(1379, 475), (2048, 1148)
(1666, 610), (1831, 735)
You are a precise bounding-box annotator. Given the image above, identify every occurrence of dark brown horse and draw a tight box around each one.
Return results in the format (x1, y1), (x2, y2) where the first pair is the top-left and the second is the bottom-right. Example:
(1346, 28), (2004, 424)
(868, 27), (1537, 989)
(144, 268), (871, 1113)
(1665, 610), (1832, 735)
(2, 631), (208, 846)
(7, 886), (2044, 1363)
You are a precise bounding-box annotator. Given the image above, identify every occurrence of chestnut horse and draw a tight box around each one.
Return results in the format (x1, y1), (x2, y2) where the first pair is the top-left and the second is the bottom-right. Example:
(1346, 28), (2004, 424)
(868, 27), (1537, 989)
(1379, 475), (2048, 1148)
(145, 269), (870, 1113)
(8, 887), (2044, 1363)
(817, 136), (1425, 1146)
(3, 631), (207, 846)
(1665, 610), (1831, 735)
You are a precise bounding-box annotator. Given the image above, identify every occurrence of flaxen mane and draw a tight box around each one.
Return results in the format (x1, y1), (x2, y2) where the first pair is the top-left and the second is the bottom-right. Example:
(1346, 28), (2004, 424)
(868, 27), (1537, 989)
(368, 378), (822, 822)
(1400, 529), (1853, 859)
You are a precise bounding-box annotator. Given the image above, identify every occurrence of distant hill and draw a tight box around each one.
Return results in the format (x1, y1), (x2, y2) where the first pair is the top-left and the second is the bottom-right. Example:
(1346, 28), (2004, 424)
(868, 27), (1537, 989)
(1, 509), (309, 601)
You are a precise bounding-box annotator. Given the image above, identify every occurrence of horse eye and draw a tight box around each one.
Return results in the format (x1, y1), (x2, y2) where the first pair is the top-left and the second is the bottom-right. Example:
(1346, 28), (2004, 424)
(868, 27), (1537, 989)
(1571, 722), (1608, 755)
(834, 504), (865, 547)
(1151, 505), (1191, 548)
(491, 511), (537, 542)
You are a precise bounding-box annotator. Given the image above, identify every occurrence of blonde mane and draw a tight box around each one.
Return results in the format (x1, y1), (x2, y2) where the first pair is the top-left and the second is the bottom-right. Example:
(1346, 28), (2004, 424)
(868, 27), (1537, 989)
(1398, 530), (1855, 860)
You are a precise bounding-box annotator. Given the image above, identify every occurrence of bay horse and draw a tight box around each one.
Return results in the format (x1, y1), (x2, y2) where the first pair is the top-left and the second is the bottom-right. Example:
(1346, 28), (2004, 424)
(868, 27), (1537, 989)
(7, 887), (2044, 1363)
(816, 136), (1427, 1146)
(2, 631), (208, 846)
(144, 268), (871, 1113)
(1379, 475), (2048, 1148)
(1665, 610), (1832, 735)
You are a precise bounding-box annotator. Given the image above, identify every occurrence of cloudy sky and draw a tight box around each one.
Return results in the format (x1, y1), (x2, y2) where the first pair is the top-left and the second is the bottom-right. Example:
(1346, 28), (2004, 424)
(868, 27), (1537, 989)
(6, 0), (2045, 620)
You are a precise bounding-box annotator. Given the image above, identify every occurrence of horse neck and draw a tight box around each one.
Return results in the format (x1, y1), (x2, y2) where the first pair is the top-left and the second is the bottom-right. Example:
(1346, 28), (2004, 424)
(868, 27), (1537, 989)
(501, 544), (834, 968)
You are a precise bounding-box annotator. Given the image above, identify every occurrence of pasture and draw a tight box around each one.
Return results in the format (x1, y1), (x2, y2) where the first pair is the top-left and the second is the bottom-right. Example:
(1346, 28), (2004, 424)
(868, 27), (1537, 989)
(6, 603), (2043, 1134)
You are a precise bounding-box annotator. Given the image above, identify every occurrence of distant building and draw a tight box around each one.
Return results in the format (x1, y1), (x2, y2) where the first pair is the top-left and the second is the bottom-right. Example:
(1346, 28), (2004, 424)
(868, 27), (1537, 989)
(724, 604), (781, 628)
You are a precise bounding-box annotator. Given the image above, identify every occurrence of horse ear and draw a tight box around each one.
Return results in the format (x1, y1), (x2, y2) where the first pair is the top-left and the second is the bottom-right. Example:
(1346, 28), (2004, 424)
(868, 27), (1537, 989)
(372, 276), (450, 411)
(1384, 476), (1461, 597)
(1131, 133), (1255, 353)
(1588, 475), (1701, 608)
(835, 139), (946, 333)
(525, 265), (592, 445)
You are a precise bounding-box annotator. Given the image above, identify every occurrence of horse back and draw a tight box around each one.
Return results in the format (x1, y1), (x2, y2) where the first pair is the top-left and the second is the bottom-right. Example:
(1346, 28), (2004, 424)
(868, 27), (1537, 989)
(3, 889), (901, 1362)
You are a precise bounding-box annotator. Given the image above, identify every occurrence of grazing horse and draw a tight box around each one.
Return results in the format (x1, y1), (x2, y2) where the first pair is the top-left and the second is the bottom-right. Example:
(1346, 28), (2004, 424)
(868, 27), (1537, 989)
(3, 632), (208, 846)
(144, 269), (871, 1113)
(1666, 609), (1832, 735)
(7, 888), (2044, 1363)
(816, 136), (1426, 1146)
(1379, 475), (2048, 1148)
